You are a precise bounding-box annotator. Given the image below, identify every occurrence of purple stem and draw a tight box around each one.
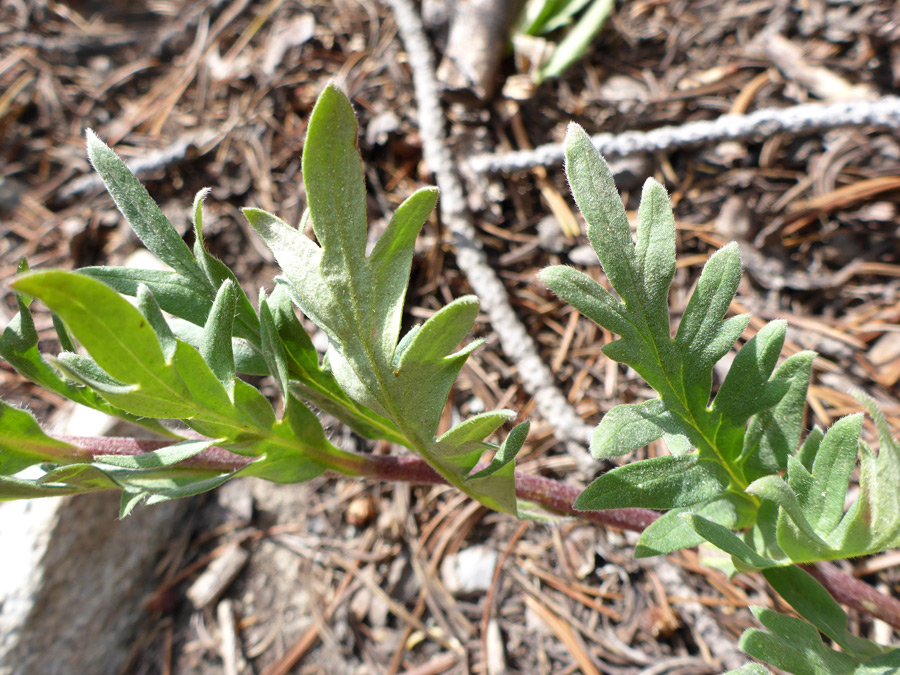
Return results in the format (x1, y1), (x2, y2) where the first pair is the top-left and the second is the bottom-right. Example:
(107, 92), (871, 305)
(58, 435), (900, 630)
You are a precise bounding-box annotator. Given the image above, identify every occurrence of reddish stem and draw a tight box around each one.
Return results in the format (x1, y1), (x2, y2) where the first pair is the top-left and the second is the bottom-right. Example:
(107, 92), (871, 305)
(59, 435), (900, 630)
(804, 562), (900, 630)
(61, 436), (253, 472)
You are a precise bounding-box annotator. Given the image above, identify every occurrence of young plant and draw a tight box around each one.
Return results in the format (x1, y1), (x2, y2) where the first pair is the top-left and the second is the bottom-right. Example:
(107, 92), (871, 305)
(0, 84), (526, 517)
(541, 123), (900, 673)
(2, 82), (900, 674)
(515, 0), (614, 84)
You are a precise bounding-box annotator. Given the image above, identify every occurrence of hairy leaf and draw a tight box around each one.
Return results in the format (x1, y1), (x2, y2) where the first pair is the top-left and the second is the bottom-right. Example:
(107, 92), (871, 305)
(574, 455), (729, 511)
(635, 491), (756, 558)
(591, 398), (684, 458)
(247, 84), (525, 513)
(86, 130), (207, 289)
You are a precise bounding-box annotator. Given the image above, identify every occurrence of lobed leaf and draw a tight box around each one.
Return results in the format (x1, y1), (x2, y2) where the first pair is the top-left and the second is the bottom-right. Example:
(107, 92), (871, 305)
(247, 84), (526, 513)
(369, 187), (439, 360)
(762, 566), (885, 660)
(711, 320), (787, 424)
(564, 124), (641, 310)
(739, 607), (857, 675)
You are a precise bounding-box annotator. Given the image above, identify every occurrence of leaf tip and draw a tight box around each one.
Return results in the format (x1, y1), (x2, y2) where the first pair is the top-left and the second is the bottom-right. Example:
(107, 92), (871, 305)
(85, 128), (103, 147)
(85, 128), (107, 167)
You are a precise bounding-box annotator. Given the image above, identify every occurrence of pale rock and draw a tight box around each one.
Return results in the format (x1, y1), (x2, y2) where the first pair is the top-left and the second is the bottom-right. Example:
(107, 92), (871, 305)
(440, 545), (497, 595)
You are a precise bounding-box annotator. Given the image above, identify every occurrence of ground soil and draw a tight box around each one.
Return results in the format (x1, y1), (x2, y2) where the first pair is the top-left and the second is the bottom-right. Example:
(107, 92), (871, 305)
(2, 1), (900, 673)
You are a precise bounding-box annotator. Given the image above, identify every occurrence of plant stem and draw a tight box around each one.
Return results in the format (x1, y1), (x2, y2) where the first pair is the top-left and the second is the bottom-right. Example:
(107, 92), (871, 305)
(61, 435), (253, 472)
(59, 435), (900, 631)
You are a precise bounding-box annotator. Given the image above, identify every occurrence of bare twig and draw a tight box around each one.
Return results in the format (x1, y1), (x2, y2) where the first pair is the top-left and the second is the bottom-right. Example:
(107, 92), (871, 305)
(383, 0), (595, 450)
(465, 97), (900, 174)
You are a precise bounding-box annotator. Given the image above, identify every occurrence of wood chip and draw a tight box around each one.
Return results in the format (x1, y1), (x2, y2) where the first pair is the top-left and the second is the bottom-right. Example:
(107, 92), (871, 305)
(187, 545), (249, 609)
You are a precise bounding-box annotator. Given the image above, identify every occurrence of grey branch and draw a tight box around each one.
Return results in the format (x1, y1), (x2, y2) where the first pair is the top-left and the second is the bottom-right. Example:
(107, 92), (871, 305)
(466, 97), (900, 174)
(384, 0), (595, 449)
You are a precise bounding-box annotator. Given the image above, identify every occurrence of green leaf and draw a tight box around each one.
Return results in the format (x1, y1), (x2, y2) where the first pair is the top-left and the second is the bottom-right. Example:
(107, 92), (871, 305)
(537, 267), (635, 340)
(0, 475), (84, 500)
(264, 283), (406, 446)
(795, 426), (823, 472)
(749, 415), (865, 563)
(0, 401), (80, 475)
(435, 410), (515, 457)
(393, 296), (483, 439)
(746, 475), (830, 559)
(190, 187), (262, 345)
(711, 320), (787, 424)
(680, 514), (779, 570)
(591, 398), (682, 459)
(86, 130), (207, 289)
(267, 282), (319, 375)
(635, 491), (756, 557)
(675, 244), (744, 403)
(201, 280), (237, 390)
(51, 311), (77, 353)
(519, 0), (593, 35)
(0, 277), (174, 435)
(468, 421), (530, 480)
(741, 351), (815, 480)
(52, 352), (136, 395)
(820, 392), (900, 559)
(80, 266), (213, 326)
(14, 271), (172, 388)
(168, 318), (269, 376)
(563, 124), (640, 311)
(238, 394), (329, 484)
(141, 473), (234, 507)
(804, 414), (862, 533)
(537, 0), (614, 82)
(302, 84), (369, 289)
(248, 84), (521, 513)
(739, 607), (857, 675)
(574, 455), (729, 511)
(858, 650), (900, 674)
(369, 187), (439, 360)
(258, 290), (290, 400)
(762, 566), (884, 660)
(137, 283), (176, 360)
(633, 178), (677, 338)
(13, 270), (266, 439)
(548, 129), (767, 512)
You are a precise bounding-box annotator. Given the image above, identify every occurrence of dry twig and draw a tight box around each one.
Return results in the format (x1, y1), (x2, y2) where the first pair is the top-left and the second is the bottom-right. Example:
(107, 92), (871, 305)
(465, 97), (900, 174)
(383, 0), (595, 451)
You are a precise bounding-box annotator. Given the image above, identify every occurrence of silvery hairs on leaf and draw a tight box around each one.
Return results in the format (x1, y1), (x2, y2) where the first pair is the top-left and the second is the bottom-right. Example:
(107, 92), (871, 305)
(245, 84), (527, 514)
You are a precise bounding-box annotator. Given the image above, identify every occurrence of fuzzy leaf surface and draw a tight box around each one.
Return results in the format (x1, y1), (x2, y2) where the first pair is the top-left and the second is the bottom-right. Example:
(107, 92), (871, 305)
(543, 126), (799, 550)
(574, 455), (729, 511)
(247, 84), (525, 513)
